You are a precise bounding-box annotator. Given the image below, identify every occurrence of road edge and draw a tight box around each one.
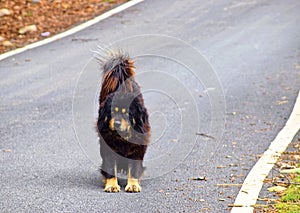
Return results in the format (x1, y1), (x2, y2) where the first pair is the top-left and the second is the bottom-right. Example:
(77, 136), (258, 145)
(231, 91), (300, 213)
(0, 0), (144, 61)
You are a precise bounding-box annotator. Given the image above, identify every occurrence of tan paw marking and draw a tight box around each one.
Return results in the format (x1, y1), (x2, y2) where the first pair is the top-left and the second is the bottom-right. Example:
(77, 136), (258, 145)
(125, 178), (141, 193)
(104, 177), (120, 193)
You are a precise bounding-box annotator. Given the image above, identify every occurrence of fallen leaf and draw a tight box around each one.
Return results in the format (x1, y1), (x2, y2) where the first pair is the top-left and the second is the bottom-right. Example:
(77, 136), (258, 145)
(228, 204), (243, 207)
(0, 8), (10, 17)
(191, 176), (207, 181)
(237, 174), (244, 178)
(18, 25), (37, 34)
(2, 40), (13, 47)
(292, 155), (300, 161)
(280, 163), (296, 170)
(267, 186), (287, 192)
(276, 100), (288, 105)
(280, 168), (300, 174)
(255, 128), (272, 133)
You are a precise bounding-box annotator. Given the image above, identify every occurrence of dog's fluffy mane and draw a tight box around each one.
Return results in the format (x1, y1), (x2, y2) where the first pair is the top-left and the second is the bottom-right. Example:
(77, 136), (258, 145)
(97, 49), (136, 104)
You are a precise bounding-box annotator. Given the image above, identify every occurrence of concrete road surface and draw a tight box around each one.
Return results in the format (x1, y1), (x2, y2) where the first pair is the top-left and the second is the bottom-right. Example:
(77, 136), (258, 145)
(1, 0), (300, 212)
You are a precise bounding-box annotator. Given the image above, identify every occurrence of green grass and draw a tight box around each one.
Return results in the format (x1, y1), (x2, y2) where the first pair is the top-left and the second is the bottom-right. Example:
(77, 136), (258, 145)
(276, 175), (300, 213)
(276, 203), (300, 213)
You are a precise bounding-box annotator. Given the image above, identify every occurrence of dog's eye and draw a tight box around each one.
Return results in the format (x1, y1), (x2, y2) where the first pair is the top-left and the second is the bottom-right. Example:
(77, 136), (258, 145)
(122, 108), (126, 113)
(114, 107), (119, 112)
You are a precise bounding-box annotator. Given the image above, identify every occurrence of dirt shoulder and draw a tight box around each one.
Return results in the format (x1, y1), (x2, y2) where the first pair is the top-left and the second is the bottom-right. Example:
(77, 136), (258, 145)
(0, 0), (127, 54)
(255, 133), (300, 213)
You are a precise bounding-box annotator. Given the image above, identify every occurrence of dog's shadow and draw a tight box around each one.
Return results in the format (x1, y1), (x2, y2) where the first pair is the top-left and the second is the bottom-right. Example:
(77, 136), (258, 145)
(44, 167), (102, 190)
(45, 167), (150, 191)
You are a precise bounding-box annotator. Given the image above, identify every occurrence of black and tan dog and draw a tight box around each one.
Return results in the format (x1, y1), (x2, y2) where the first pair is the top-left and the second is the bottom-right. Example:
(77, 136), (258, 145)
(97, 50), (150, 193)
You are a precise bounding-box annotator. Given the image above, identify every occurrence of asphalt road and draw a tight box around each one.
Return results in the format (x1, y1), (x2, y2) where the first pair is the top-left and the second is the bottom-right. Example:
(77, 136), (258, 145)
(1, 0), (300, 212)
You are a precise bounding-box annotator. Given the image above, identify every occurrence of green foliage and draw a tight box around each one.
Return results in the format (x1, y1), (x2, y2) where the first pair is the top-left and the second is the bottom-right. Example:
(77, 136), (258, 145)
(276, 175), (300, 213)
(25, 11), (32, 17)
(276, 203), (300, 213)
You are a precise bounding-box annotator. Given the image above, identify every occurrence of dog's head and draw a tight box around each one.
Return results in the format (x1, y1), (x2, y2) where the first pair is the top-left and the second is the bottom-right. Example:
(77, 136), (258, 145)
(104, 93), (136, 136)
(109, 105), (131, 133)
(98, 91), (149, 140)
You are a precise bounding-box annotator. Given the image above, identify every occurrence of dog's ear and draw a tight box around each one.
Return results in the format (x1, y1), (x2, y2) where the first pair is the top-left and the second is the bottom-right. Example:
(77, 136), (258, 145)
(130, 96), (149, 134)
(98, 95), (112, 130)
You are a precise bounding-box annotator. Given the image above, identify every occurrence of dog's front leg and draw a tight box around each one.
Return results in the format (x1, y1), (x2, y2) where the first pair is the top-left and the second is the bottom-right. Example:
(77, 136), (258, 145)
(125, 161), (143, 193)
(102, 160), (120, 193)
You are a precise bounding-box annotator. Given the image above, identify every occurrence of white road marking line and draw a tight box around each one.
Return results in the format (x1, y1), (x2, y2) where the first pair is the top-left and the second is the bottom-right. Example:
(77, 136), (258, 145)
(231, 91), (300, 213)
(0, 0), (144, 61)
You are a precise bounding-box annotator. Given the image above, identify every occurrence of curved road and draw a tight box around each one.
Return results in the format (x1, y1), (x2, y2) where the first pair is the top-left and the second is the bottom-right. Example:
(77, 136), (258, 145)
(1, 0), (300, 212)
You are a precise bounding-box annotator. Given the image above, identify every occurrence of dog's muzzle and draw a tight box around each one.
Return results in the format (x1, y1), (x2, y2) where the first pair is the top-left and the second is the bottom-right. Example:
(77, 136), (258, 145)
(114, 120), (122, 130)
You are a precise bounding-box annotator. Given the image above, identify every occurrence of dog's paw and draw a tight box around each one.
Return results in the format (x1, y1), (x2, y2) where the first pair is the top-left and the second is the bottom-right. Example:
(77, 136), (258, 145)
(104, 184), (121, 193)
(103, 177), (120, 193)
(125, 182), (142, 192)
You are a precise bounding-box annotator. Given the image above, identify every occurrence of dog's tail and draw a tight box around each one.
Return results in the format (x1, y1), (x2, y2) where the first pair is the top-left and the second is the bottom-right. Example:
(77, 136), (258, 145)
(97, 49), (136, 104)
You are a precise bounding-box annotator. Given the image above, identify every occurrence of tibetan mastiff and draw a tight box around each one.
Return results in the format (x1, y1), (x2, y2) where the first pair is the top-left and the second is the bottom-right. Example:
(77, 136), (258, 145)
(97, 50), (150, 193)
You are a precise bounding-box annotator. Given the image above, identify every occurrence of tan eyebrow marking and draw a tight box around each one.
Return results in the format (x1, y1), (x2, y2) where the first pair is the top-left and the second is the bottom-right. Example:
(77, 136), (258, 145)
(122, 108), (126, 113)
(114, 107), (119, 112)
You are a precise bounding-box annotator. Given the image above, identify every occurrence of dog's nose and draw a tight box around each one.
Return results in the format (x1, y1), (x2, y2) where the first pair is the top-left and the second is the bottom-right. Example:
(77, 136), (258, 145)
(114, 121), (121, 129)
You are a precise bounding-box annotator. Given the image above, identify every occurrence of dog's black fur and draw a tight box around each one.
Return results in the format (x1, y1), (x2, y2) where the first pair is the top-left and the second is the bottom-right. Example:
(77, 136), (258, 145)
(96, 50), (150, 192)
